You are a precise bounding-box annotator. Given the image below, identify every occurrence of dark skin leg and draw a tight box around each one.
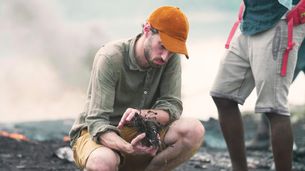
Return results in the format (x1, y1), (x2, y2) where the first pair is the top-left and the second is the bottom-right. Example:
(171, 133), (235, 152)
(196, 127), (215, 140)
(265, 112), (293, 171)
(212, 97), (248, 171)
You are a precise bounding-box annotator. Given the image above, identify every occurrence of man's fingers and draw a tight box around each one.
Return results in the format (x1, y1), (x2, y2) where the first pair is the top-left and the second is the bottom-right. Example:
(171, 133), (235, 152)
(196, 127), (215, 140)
(118, 108), (133, 128)
(118, 108), (139, 128)
(147, 147), (158, 156)
(126, 112), (135, 122)
(131, 133), (146, 146)
(130, 133), (159, 156)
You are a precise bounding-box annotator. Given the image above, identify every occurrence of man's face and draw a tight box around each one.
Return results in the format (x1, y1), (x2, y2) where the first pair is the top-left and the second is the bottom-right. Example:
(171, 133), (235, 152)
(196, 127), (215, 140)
(143, 33), (174, 68)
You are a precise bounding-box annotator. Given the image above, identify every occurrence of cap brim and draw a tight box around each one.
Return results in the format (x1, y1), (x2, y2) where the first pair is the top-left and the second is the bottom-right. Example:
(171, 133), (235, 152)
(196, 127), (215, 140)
(159, 32), (189, 59)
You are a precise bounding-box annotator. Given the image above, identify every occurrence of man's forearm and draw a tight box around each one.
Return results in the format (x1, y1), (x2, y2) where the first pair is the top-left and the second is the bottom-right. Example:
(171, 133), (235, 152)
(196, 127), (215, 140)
(98, 131), (133, 154)
(139, 109), (170, 125)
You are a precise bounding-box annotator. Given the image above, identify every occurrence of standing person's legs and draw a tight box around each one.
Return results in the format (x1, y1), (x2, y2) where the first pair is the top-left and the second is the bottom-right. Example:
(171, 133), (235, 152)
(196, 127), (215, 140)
(212, 97), (248, 171)
(210, 29), (255, 171)
(247, 39), (305, 151)
(251, 20), (305, 171)
(211, 20), (304, 171)
(266, 113), (293, 171)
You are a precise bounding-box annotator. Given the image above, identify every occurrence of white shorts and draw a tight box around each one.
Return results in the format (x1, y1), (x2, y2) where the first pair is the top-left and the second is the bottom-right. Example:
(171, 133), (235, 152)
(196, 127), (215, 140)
(210, 20), (305, 115)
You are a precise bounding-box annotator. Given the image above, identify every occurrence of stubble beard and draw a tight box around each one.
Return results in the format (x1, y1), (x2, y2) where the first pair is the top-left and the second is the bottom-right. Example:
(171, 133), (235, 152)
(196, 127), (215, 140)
(144, 46), (161, 68)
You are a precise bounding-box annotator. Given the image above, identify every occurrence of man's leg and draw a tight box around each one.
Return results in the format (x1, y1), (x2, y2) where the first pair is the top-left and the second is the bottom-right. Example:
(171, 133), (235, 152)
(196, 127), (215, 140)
(212, 97), (248, 171)
(86, 147), (120, 171)
(265, 112), (293, 171)
(144, 118), (205, 171)
(72, 130), (121, 171)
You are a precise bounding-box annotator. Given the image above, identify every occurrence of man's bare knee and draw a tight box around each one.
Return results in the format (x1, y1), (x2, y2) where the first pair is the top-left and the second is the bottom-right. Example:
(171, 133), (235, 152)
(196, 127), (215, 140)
(184, 119), (205, 147)
(85, 147), (120, 171)
(172, 118), (205, 148)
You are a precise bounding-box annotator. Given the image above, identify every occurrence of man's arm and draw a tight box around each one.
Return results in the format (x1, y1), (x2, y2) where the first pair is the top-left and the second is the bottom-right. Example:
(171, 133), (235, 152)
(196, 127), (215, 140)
(98, 130), (158, 156)
(85, 50), (120, 142)
(151, 55), (183, 123)
(117, 108), (170, 128)
(139, 109), (170, 126)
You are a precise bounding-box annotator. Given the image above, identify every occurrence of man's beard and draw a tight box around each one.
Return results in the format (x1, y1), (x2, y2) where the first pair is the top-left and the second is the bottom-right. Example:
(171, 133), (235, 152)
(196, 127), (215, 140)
(144, 47), (162, 68)
(144, 50), (161, 68)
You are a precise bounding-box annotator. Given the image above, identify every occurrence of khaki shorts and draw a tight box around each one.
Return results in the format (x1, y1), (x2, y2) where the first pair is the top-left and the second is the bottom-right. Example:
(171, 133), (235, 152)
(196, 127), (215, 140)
(210, 20), (305, 115)
(72, 126), (168, 170)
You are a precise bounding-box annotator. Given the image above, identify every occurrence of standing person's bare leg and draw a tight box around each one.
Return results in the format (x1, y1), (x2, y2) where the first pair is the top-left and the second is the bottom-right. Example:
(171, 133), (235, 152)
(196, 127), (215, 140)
(266, 113), (293, 171)
(212, 97), (248, 171)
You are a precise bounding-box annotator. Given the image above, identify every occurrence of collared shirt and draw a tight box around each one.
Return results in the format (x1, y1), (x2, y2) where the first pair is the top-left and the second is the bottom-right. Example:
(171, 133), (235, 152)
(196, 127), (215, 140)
(69, 35), (183, 146)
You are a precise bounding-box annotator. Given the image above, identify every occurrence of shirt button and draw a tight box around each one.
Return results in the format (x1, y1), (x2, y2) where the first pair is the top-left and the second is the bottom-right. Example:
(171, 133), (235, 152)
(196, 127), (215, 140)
(144, 91), (148, 94)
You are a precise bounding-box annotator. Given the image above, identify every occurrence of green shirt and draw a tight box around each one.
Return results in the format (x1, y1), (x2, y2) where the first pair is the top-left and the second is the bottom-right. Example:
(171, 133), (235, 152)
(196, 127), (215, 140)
(241, 0), (288, 35)
(241, 0), (300, 36)
(69, 35), (183, 146)
(294, 38), (305, 79)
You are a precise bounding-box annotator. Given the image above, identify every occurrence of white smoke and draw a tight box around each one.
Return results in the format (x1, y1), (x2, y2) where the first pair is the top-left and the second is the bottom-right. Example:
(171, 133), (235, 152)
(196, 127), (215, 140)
(0, 0), (108, 122)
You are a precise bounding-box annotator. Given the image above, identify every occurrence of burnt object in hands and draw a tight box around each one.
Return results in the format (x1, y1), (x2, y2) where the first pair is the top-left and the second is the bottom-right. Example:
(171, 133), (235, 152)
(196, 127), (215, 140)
(128, 112), (162, 148)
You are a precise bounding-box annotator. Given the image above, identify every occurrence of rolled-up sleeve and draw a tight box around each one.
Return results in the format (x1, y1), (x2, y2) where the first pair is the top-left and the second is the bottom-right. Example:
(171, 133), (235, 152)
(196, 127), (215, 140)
(85, 51), (120, 143)
(152, 56), (183, 122)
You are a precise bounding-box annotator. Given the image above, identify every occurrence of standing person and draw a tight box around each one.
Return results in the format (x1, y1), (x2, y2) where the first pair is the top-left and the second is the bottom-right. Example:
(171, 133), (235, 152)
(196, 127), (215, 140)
(247, 39), (305, 150)
(210, 0), (305, 171)
(69, 6), (205, 171)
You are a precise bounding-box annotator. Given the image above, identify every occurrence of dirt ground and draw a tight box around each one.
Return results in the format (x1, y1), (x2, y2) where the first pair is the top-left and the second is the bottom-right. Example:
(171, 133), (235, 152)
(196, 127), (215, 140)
(0, 114), (305, 171)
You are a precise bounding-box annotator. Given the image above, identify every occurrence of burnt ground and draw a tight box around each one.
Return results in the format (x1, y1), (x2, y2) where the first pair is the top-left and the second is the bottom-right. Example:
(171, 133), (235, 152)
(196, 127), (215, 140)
(0, 114), (305, 171)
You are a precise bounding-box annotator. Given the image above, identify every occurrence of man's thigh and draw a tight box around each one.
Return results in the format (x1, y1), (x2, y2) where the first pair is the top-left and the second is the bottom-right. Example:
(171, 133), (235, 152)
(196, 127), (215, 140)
(72, 130), (102, 168)
(73, 126), (169, 171)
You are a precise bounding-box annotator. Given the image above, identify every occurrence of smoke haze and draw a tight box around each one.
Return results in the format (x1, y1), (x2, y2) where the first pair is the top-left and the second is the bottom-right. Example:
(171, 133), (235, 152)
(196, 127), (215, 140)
(1, 0), (304, 123)
(0, 0), (108, 122)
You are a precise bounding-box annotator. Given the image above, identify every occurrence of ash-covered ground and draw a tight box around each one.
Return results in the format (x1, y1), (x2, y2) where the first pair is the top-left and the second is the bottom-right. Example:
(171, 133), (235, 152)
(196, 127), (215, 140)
(1, 113), (305, 171)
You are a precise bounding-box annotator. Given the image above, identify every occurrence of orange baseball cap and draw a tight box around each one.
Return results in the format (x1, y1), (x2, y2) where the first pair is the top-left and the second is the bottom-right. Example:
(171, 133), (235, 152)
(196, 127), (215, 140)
(148, 6), (189, 59)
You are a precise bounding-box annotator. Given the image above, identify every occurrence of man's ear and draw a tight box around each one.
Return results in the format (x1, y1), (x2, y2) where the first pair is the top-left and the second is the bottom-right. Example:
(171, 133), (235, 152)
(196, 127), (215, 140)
(143, 23), (151, 36)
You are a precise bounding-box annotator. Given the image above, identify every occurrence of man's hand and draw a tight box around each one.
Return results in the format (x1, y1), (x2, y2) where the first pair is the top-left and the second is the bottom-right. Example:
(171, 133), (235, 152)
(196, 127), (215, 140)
(117, 108), (140, 129)
(128, 133), (158, 156)
(118, 108), (170, 128)
(98, 131), (158, 156)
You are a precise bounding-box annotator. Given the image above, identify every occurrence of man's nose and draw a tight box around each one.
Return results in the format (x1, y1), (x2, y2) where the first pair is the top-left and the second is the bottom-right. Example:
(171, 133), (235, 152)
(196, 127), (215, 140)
(161, 50), (172, 60)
